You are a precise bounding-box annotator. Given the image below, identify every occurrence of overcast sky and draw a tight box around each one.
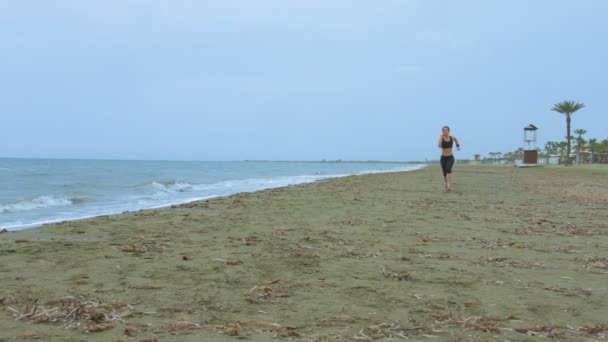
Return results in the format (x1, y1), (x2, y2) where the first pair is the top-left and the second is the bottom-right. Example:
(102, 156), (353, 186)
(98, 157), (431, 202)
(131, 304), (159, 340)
(1, 1), (606, 161)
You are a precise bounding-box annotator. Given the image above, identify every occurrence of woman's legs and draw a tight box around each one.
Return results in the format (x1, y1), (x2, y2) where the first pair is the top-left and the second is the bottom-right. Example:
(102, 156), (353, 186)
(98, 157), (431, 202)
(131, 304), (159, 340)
(444, 156), (455, 190)
(440, 156), (449, 189)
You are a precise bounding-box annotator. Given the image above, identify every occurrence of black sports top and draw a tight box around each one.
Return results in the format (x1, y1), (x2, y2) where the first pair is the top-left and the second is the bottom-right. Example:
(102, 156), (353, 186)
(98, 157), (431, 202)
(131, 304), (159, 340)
(441, 136), (453, 149)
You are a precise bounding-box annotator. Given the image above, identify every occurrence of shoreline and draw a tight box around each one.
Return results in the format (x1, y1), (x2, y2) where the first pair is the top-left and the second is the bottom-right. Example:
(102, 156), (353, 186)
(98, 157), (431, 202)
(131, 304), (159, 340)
(1, 164), (426, 232)
(1, 165), (607, 341)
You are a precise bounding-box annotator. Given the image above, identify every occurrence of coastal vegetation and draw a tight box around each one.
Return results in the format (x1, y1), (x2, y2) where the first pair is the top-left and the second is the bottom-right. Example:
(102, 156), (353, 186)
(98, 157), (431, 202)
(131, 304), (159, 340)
(551, 100), (586, 165)
(484, 100), (607, 164)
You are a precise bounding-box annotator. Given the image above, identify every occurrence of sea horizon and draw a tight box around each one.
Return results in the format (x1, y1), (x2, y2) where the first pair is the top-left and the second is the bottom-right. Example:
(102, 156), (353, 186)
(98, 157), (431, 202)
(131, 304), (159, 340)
(0, 156), (425, 164)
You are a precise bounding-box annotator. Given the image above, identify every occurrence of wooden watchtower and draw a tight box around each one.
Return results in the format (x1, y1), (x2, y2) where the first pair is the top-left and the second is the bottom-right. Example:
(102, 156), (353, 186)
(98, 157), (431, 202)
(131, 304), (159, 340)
(523, 124), (538, 164)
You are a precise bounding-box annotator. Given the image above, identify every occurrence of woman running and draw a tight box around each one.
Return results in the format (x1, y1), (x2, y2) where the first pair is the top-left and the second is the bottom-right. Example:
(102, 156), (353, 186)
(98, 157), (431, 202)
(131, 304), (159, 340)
(437, 126), (460, 192)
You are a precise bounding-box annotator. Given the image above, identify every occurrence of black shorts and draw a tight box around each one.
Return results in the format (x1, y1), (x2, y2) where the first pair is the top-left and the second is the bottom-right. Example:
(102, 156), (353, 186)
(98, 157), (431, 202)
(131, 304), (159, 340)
(440, 155), (455, 177)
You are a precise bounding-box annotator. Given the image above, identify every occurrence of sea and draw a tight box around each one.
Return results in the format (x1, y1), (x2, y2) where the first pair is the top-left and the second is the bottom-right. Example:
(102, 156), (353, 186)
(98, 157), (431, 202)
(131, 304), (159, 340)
(0, 158), (424, 231)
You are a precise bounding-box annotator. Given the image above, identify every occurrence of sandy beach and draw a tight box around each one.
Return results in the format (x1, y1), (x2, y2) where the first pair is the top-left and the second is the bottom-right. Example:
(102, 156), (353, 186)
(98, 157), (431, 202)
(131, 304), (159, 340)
(1, 165), (607, 341)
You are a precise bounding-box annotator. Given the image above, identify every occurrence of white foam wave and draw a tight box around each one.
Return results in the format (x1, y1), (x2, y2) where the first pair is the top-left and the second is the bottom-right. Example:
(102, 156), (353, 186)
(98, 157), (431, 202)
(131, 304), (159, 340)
(151, 181), (194, 193)
(0, 195), (74, 213)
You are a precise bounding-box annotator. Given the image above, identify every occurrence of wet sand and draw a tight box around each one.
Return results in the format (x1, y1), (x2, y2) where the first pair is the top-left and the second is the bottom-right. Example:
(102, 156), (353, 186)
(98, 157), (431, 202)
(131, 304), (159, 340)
(1, 165), (607, 341)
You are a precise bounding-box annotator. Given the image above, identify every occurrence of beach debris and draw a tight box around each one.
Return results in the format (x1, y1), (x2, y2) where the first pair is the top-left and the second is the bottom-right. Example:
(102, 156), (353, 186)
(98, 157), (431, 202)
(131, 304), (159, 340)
(515, 325), (568, 337)
(5, 298), (130, 333)
(15, 330), (42, 340)
(456, 314), (518, 333)
(290, 243), (321, 258)
(563, 226), (600, 236)
(159, 306), (194, 313)
(459, 213), (472, 221)
(223, 326), (239, 336)
(585, 256), (608, 271)
(340, 217), (363, 226)
(119, 240), (167, 254)
(246, 285), (288, 303)
(86, 324), (114, 333)
(169, 321), (201, 332)
(206, 320), (297, 338)
(315, 320), (410, 340)
(581, 323), (608, 335)
(74, 278), (91, 285)
(320, 231), (353, 246)
(130, 284), (162, 290)
(272, 226), (291, 233)
(212, 258), (243, 265)
(543, 286), (592, 297)
(0, 296), (14, 305)
(245, 320), (298, 337)
(228, 234), (259, 246)
(473, 256), (545, 269)
(433, 253), (459, 260)
(138, 337), (159, 342)
(482, 239), (526, 249)
(381, 266), (414, 281)
(264, 278), (280, 285)
(367, 251), (382, 258)
(119, 311), (132, 318)
(553, 245), (579, 254)
(120, 244), (146, 253)
(246, 286), (273, 303)
(342, 249), (359, 257)
(362, 321), (410, 340)
(319, 315), (357, 327)
(182, 255), (193, 260)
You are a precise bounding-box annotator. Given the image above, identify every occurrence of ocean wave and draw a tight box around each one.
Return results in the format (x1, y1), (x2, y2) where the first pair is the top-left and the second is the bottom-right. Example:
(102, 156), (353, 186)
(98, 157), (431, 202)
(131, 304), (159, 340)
(0, 195), (76, 213)
(150, 180), (194, 193)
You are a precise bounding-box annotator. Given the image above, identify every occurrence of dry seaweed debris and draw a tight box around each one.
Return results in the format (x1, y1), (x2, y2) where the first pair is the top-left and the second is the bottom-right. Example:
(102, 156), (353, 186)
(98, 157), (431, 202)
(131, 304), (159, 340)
(473, 256), (545, 269)
(4, 297), (131, 332)
(381, 266), (414, 281)
(585, 256), (608, 272)
(514, 325), (569, 337)
(543, 286), (592, 297)
(482, 239), (526, 249)
(212, 258), (243, 265)
(119, 241), (167, 254)
(312, 320), (413, 341)
(456, 314), (519, 333)
(207, 320), (298, 338)
(168, 321), (202, 332)
(514, 323), (608, 338)
(245, 284), (289, 304)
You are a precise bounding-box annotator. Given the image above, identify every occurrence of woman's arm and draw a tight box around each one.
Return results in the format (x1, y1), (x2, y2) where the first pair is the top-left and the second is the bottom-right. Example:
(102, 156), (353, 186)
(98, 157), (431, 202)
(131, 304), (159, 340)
(453, 136), (461, 150)
(438, 136), (443, 148)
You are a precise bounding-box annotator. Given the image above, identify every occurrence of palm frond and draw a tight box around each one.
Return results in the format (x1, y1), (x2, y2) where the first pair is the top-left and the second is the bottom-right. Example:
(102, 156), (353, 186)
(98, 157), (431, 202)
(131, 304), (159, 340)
(551, 100), (585, 114)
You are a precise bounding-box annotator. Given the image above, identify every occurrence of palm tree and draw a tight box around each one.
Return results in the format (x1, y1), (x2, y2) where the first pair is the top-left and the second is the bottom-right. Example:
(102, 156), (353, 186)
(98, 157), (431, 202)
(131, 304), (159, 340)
(558, 141), (568, 164)
(488, 152), (496, 162)
(588, 138), (598, 163)
(551, 100), (585, 165)
(573, 128), (587, 164)
(544, 141), (559, 156)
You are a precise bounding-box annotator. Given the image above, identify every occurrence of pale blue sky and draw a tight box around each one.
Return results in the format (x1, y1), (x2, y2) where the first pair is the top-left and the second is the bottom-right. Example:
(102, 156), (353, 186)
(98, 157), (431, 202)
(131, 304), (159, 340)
(1, 1), (606, 161)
